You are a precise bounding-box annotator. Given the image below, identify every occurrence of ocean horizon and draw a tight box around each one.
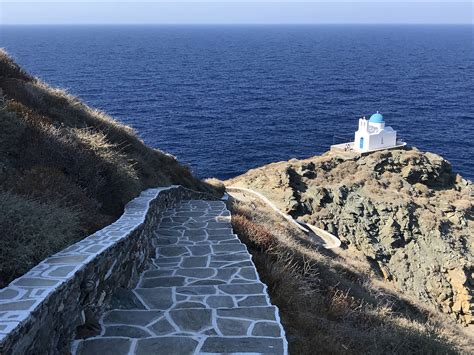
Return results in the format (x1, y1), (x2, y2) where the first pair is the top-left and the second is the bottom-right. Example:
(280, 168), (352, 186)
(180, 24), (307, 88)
(2, 24), (473, 180)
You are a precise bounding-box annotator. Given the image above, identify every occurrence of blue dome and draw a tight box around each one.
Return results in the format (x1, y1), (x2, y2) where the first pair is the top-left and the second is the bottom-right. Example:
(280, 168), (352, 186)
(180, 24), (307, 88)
(369, 112), (384, 123)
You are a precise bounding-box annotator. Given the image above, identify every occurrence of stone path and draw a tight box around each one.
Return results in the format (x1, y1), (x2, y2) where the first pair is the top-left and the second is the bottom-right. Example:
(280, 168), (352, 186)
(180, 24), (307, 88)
(72, 200), (287, 354)
(226, 186), (341, 249)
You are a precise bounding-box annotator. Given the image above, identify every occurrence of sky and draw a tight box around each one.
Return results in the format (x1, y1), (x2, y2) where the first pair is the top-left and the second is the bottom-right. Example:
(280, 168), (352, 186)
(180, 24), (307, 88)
(0, 1), (472, 25)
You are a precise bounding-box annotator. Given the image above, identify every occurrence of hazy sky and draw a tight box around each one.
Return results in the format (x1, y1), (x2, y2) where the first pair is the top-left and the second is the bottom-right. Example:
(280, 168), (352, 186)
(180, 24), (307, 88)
(1, 1), (472, 25)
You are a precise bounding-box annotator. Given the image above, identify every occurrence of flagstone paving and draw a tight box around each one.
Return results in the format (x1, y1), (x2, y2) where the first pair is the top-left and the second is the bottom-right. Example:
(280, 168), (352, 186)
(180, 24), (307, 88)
(72, 200), (287, 354)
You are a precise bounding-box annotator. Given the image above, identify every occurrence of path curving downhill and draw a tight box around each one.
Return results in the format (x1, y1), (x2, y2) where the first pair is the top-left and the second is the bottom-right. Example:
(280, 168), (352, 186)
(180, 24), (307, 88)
(226, 186), (341, 249)
(73, 199), (287, 355)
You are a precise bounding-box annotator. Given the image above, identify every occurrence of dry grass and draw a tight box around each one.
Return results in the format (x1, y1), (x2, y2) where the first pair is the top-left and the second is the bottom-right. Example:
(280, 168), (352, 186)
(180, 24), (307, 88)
(0, 192), (82, 287)
(202, 177), (226, 197)
(231, 215), (275, 250)
(0, 50), (33, 81)
(0, 50), (217, 286)
(230, 197), (471, 354)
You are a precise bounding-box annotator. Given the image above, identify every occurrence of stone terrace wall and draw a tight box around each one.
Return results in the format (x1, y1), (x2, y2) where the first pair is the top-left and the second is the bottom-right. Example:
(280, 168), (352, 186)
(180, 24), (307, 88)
(0, 186), (211, 354)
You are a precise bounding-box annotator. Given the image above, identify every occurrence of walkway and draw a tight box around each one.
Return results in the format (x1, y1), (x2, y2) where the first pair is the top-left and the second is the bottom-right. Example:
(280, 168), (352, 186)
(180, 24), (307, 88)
(73, 200), (287, 354)
(226, 186), (341, 249)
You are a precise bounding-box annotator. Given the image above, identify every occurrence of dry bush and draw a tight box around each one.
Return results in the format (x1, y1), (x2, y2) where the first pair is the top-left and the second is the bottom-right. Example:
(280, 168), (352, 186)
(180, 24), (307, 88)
(348, 170), (373, 186)
(232, 214), (275, 250)
(1, 50), (209, 191)
(6, 105), (141, 214)
(230, 199), (467, 354)
(0, 192), (81, 286)
(71, 127), (141, 212)
(330, 161), (358, 182)
(0, 49), (33, 81)
(202, 177), (226, 197)
(11, 166), (112, 233)
(0, 50), (215, 286)
(326, 288), (364, 320)
(231, 201), (259, 220)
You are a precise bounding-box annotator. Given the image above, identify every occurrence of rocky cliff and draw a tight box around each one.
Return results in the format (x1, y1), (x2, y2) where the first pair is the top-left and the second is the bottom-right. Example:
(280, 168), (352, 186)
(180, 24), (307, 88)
(227, 148), (473, 325)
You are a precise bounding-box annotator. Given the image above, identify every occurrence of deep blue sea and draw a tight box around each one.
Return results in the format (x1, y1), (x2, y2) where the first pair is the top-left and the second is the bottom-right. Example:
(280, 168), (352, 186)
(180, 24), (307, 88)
(1, 25), (473, 180)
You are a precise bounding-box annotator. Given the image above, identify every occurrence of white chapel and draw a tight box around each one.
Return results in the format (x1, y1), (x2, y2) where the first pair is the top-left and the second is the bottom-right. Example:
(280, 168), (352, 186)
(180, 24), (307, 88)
(354, 112), (398, 153)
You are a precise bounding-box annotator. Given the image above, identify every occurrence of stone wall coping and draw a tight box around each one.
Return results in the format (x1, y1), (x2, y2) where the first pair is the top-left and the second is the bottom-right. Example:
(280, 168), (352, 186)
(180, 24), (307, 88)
(0, 185), (208, 350)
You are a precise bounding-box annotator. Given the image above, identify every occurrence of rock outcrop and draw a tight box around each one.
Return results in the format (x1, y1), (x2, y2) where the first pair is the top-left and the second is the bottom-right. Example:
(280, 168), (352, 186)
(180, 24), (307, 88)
(227, 148), (473, 325)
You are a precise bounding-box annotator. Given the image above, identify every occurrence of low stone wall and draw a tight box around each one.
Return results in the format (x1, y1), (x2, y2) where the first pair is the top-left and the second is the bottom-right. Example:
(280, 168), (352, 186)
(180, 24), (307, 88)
(0, 185), (211, 354)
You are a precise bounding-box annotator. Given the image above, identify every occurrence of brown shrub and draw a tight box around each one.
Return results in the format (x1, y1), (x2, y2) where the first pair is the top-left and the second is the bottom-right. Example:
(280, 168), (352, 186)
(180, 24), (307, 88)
(0, 50), (215, 286)
(232, 214), (275, 250)
(326, 288), (363, 320)
(229, 199), (466, 354)
(203, 177), (225, 197)
(11, 166), (112, 232)
(0, 192), (81, 286)
(0, 49), (34, 81)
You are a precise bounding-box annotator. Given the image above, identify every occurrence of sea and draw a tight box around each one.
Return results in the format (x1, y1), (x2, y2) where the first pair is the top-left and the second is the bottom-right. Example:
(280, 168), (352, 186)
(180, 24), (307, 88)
(1, 25), (473, 180)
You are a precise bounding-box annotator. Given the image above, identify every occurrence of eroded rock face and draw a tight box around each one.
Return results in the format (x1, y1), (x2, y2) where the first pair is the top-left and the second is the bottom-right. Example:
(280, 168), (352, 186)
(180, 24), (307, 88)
(227, 148), (473, 325)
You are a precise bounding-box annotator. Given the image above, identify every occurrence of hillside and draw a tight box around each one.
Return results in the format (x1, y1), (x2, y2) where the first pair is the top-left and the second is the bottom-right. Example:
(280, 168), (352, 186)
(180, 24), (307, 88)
(0, 50), (214, 287)
(226, 148), (473, 352)
(227, 148), (473, 325)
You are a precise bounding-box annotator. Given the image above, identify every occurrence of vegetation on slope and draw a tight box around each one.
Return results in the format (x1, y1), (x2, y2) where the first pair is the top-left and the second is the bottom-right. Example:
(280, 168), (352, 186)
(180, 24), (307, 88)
(227, 149), (473, 325)
(0, 50), (214, 287)
(229, 196), (472, 354)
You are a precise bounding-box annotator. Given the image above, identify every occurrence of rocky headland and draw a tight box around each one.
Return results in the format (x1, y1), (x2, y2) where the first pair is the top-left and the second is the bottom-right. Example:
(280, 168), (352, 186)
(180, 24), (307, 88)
(227, 148), (473, 325)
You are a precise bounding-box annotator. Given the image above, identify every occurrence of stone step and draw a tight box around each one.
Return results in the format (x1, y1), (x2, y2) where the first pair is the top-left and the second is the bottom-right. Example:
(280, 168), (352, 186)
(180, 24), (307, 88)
(158, 217), (232, 227)
(152, 232), (242, 247)
(159, 216), (231, 224)
(154, 238), (242, 248)
(174, 200), (227, 207)
(155, 243), (248, 258)
(75, 335), (285, 355)
(139, 268), (261, 289)
(74, 306), (284, 354)
(160, 210), (230, 218)
(105, 285), (272, 312)
(141, 266), (259, 285)
(155, 223), (234, 232)
(151, 253), (254, 269)
(102, 306), (280, 327)
(108, 281), (272, 310)
(133, 287), (271, 311)
(132, 283), (272, 311)
(72, 200), (287, 355)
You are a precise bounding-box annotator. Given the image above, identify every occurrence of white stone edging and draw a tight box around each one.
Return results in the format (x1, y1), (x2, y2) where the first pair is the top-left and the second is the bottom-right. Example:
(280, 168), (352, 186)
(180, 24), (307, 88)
(0, 185), (210, 353)
(226, 186), (341, 249)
